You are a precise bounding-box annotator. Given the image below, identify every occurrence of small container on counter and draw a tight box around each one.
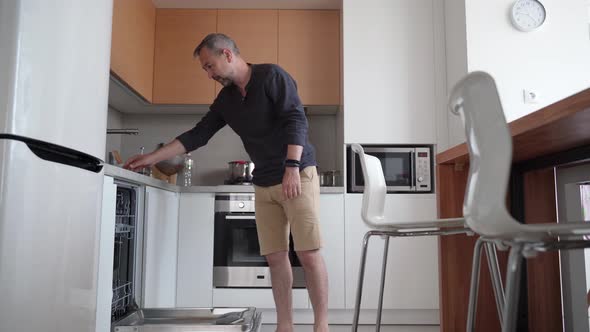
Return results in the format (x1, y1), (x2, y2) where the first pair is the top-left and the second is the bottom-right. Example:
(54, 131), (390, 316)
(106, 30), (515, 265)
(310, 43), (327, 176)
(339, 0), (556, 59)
(319, 170), (342, 187)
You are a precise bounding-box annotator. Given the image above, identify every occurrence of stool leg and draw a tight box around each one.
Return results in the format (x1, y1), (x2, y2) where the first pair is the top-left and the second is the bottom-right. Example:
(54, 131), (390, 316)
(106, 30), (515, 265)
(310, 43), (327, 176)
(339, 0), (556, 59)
(352, 231), (374, 332)
(485, 242), (505, 325)
(376, 235), (390, 332)
(502, 244), (524, 332)
(466, 237), (485, 331)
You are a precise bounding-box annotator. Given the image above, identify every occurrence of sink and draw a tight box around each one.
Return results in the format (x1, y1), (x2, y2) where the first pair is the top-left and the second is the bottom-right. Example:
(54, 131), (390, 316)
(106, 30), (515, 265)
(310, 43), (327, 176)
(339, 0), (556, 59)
(113, 307), (262, 331)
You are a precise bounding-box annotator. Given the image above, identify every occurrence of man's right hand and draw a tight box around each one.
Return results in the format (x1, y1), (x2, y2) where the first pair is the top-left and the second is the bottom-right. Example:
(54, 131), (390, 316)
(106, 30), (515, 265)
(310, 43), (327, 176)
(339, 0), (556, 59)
(122, 139), (188, 172)
(123, 153), (155, 172)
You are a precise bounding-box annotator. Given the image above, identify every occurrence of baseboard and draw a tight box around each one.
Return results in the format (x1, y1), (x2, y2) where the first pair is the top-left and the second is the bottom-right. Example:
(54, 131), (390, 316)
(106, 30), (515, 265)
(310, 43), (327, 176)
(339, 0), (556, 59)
(258, 308), (439, 325)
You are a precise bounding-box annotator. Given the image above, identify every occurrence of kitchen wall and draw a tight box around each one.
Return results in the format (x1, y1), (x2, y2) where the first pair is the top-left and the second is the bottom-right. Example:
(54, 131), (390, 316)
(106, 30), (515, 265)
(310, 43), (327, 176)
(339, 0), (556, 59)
(124, 112), (244, 185)
(446, 0), (590, 146)
(443, 0), (468, 149)
(106, 108), (340, 185)
(105, 107), (124, 161)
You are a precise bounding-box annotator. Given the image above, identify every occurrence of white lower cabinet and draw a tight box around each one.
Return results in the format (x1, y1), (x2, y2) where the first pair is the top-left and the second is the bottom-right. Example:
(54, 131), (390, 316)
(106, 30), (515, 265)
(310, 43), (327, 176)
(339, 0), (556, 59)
(176, 192), (215, 307)
(143, 186), (180, 308)
(344, 193), (440, 310)
(319, 194), (346, 309)
(137, 187), (439, 316)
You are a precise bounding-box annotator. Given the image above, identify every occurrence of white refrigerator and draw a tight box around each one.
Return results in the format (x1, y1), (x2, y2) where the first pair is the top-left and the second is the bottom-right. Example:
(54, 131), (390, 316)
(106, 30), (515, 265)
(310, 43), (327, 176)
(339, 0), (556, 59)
(0, 1), (113, 331)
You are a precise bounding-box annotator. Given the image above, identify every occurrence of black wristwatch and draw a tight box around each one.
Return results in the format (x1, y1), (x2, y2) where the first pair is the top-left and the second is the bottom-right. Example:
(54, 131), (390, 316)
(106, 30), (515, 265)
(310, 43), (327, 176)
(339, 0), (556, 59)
(285, 159), (301, 168)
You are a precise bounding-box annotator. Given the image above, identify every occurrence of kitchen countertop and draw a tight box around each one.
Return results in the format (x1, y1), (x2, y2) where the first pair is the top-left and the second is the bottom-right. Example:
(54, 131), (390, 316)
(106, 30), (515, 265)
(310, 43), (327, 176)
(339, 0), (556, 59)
(103, 164), (345, 194)
(437, 87), (590, 165)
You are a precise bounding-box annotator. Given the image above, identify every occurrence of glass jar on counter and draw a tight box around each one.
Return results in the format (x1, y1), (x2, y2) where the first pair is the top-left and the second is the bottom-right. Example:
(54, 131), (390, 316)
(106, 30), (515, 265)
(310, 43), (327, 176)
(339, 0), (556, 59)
(138, 147), (152, 177)
(319, 170), (341, 187)
(181, 153), (194, 187)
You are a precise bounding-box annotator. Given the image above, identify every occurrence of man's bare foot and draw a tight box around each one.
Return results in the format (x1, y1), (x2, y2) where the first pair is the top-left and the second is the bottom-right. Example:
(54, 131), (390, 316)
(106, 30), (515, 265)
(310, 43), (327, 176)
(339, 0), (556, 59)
(314, 323), (329, 332)
(276, 324), (294, 332)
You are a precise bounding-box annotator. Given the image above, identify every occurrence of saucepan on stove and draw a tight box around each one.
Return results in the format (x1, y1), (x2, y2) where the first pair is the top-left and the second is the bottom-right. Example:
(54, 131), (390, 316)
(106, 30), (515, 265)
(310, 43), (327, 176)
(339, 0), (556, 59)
(227, 160), (255, 184)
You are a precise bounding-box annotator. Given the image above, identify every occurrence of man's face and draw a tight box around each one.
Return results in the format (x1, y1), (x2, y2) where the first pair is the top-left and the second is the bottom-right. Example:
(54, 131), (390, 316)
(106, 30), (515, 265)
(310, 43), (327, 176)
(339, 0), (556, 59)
(198, 47), (233, 87)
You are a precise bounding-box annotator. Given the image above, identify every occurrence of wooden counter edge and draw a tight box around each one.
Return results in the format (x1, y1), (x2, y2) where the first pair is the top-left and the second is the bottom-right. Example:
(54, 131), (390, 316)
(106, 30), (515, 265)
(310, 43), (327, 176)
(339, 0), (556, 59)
(437, 87), (590, 165)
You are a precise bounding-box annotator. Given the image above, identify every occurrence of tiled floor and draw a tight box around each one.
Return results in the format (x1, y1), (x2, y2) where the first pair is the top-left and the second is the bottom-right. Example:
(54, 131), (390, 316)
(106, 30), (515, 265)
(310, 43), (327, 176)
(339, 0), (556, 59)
(260, 325), (440, 332)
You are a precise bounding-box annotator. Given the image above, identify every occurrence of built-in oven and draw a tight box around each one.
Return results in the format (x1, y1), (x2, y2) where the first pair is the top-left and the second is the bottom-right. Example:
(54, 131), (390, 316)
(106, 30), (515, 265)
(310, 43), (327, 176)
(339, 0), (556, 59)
(213, 193), (306, 288)
(347, 144), (434, 193)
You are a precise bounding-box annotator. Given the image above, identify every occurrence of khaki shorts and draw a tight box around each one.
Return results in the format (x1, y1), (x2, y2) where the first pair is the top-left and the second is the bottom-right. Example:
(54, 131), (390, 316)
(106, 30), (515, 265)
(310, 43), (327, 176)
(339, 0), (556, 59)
(254, 166), (322, 256)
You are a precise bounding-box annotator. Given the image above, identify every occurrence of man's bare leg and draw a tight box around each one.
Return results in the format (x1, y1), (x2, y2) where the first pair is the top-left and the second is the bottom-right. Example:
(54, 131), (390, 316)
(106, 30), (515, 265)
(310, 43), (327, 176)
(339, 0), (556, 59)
(266, 250), (294, 332)
(297, 249), (329, 332)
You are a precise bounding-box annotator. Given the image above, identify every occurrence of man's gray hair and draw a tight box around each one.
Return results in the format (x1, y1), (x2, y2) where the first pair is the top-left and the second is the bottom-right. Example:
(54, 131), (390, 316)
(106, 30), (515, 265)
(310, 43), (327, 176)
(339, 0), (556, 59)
(193, 33), (240, 57)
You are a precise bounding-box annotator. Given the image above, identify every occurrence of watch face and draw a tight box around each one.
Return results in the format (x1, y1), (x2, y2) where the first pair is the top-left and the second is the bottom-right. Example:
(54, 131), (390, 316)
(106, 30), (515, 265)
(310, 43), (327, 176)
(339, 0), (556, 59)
(511, 0), (546, 32)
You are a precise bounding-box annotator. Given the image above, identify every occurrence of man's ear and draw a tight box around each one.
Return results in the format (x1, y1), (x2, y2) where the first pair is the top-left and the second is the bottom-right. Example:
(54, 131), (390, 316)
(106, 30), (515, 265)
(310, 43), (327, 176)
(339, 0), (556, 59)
(222, 49), (233, 63)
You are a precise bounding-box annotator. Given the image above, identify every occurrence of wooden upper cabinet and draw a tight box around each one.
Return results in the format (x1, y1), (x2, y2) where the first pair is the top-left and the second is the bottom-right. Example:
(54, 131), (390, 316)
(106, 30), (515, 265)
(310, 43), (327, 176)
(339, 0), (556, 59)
(112, 8), (341, 106)
(216, 10), (279, 96)
(278, 10), (340, 105)
(153, 9), (217, 104)
(110, 0), (156, 102)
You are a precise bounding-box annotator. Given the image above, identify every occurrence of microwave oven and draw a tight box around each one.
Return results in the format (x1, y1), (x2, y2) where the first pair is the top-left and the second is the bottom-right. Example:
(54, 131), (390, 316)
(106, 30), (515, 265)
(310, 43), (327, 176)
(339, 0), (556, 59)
(347, 145), (434, 193)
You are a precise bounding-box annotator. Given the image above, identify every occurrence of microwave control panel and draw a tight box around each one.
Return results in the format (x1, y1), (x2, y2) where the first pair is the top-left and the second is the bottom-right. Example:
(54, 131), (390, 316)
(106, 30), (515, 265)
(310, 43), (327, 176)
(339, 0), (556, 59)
(414, 147), (432, 192)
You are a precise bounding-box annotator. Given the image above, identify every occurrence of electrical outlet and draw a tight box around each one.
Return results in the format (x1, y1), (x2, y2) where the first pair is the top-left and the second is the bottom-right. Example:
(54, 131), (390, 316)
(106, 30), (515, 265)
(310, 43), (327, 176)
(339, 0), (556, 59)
(523, 89), (540, 104)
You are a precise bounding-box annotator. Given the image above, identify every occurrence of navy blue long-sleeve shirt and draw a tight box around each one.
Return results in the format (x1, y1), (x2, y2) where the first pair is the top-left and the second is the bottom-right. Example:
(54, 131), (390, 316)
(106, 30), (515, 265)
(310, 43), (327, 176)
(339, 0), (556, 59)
(176, 64), (316, 186)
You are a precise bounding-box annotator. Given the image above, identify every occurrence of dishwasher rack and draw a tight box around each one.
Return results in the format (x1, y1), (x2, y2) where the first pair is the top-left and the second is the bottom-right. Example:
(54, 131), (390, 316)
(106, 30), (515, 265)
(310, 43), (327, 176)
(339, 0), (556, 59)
(111, 280), (133, 316)
(115, 223), (135, 240)
(112, 184), (141, 322)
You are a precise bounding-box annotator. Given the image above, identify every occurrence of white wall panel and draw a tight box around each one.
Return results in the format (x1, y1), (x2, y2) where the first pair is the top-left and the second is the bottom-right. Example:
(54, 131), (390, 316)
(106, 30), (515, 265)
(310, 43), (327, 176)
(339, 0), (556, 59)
(447, 0), (590, 146)
(343, 0), (440, 145)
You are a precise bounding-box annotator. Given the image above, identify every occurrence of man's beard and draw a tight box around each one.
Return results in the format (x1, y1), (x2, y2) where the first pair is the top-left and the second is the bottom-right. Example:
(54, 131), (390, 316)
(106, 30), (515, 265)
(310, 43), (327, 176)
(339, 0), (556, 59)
(214, 76), (233, 87)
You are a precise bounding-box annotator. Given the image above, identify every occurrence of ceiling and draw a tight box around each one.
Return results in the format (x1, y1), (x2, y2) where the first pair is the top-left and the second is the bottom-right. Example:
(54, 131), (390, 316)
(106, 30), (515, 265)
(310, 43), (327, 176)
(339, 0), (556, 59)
(152, 0), (341, 9)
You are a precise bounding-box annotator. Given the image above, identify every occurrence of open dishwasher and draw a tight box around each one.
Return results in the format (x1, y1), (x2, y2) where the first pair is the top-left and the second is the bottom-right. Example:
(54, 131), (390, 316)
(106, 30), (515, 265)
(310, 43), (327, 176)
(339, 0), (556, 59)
(109, 180), (261, 332)
(113, 307), (262, 331)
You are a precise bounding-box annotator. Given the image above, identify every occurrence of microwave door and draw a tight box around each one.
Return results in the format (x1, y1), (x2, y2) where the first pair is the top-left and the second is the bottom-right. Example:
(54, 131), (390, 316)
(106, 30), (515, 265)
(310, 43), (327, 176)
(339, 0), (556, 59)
(363, 148), (414, 191)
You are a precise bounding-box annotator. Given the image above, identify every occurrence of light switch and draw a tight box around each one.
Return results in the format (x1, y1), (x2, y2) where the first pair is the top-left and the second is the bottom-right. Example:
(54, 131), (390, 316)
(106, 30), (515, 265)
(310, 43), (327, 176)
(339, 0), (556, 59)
(523, 89), (540, 104)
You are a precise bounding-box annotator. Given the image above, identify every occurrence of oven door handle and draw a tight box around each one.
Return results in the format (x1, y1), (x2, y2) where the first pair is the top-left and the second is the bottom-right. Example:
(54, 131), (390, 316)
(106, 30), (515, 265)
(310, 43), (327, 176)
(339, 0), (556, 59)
(225, 215), (256, 220)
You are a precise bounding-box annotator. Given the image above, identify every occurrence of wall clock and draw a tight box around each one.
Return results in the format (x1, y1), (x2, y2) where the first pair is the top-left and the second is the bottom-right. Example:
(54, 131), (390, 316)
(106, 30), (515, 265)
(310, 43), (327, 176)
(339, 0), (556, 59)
(510, 0), (546, 32)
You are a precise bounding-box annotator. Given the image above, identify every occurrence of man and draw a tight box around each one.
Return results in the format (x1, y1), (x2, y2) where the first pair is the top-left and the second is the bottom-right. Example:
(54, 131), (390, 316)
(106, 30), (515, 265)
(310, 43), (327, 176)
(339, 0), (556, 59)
(124, 33), (329, 332)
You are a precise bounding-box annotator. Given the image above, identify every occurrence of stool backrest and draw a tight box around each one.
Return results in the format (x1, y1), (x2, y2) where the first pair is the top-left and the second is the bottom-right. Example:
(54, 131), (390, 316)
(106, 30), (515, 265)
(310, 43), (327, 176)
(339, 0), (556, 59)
(448, 71), (520, 236)
(350, 144), (387, 227)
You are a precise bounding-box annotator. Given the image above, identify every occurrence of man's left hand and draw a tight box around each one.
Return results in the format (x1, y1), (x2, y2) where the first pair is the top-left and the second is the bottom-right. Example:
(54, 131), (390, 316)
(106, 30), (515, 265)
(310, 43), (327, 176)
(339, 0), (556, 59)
(282, 167), (301, 200)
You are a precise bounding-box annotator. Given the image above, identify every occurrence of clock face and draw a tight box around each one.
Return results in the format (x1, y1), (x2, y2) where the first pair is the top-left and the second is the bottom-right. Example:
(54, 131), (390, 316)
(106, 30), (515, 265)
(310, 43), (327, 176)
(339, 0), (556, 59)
(511, 0), (546, 32)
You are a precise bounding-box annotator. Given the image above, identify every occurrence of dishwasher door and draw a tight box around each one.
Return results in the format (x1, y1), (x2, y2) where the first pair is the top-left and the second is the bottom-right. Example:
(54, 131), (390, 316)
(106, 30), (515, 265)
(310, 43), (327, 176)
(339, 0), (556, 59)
(112, 307), (262, 332)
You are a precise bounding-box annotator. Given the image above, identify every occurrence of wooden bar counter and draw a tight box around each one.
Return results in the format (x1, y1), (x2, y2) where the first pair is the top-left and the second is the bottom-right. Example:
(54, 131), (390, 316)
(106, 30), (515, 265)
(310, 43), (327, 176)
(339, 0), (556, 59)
(437, 87), (590, 332)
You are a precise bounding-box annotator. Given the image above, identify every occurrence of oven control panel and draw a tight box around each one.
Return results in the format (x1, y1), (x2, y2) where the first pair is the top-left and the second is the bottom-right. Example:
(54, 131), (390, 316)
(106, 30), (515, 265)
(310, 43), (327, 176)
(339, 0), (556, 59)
(215, 193), (255, 213)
